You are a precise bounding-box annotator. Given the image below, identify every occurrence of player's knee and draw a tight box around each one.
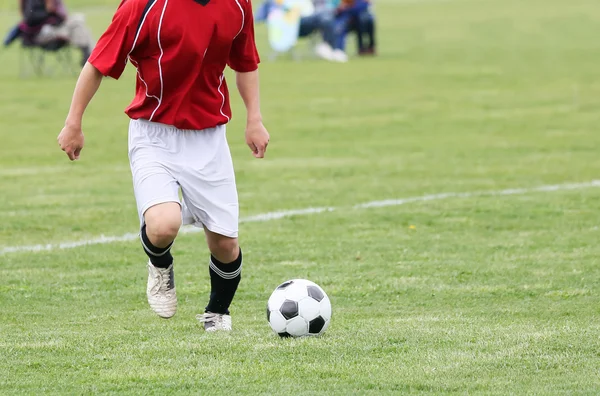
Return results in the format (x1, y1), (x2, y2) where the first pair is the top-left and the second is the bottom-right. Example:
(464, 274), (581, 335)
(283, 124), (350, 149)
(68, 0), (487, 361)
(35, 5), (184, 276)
(144, 203), (182, 245)
(208, 236), (239, 263)
(146, 220), (180, 245)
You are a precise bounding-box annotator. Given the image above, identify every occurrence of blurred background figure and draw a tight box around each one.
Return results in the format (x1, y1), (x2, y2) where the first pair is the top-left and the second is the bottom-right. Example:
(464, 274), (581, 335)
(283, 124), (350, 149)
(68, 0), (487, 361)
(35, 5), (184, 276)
(3, 0), (94, 66)
(256, 0), (350, 62)
(333, 0), (376, 56)
(300, 0), (348, 62)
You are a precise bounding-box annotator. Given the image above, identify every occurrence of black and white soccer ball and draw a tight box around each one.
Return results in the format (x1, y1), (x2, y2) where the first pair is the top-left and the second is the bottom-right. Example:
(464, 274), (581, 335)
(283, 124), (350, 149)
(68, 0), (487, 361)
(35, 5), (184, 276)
(267, 279), (332, 337)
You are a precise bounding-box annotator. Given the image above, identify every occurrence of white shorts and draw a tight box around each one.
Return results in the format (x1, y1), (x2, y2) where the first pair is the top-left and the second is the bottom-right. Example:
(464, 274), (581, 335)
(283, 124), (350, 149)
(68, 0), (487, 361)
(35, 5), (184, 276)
(128, 119), (239, 238)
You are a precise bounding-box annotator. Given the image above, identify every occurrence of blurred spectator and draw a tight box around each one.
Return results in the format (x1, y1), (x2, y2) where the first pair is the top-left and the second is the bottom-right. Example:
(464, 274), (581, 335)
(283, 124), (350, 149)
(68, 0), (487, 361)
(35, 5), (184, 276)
(257, 0), (349, 62)
(333, 0), (376, 55)
(4, 0), (94, 66)
(301, 0), (348, 62)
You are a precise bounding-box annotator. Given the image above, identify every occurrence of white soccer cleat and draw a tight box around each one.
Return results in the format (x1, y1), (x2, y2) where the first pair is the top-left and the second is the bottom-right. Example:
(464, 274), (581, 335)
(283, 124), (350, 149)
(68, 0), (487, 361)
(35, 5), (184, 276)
(196, 312), (232, 332)
(315, 42), (334, 61)
(146, 261), (177, 319)
(331, 49), (349, 63)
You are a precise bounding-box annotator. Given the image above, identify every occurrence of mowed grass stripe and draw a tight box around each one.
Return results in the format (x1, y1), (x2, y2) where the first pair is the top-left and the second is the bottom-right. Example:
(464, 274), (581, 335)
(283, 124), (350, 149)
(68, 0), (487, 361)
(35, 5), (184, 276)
(2, 179), (599, 255)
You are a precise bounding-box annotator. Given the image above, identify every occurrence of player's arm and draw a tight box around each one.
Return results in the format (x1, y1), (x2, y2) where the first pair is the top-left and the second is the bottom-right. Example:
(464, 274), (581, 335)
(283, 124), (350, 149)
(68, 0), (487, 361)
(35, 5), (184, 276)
(57, 0), (141, 161)
(58, 63), (103, 161)
(229, 1), (269, 158)
(236, 71), (261, 123)
(67, 63), (104, 126)
(236, 70), (269, 158)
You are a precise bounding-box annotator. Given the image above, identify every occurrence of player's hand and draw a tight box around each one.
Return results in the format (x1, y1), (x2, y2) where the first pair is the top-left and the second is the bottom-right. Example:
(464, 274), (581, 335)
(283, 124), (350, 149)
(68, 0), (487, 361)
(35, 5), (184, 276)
(57, 123), (85, 161)
(245, 120), (270, 159)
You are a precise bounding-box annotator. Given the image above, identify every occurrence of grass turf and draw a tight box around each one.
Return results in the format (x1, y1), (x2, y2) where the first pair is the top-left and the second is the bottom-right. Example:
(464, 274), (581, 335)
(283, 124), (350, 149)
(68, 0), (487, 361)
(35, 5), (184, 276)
(1, 0), (600, 394)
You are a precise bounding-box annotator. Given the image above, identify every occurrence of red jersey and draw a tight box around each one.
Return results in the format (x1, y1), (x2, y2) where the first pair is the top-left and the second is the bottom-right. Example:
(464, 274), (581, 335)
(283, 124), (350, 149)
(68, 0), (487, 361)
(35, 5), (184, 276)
(88, 0), (260, 130)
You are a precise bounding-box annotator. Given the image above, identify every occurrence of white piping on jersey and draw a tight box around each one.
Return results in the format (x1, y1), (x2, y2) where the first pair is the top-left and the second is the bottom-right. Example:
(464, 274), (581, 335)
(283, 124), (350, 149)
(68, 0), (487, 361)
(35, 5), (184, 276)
(217, 74), (230, 121)
(130, 59), (160, 102)
(128, 0), (160, 104)
(149, 0), (169, 122)
(127, 0), (157, 59)
(233, 0), (244, 39)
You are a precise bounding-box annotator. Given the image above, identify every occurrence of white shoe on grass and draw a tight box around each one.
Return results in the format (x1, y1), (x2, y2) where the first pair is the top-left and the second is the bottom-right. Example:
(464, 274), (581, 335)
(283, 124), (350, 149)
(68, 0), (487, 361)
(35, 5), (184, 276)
(146, 261), (177, 319)
(196, 312), (232, 332)
(331, 49), (349, 63)
(315, 42), (334, 61)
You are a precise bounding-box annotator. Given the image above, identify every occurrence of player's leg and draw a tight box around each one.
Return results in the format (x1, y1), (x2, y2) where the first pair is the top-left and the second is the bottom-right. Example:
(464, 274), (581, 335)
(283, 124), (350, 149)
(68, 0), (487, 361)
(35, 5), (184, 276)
(177, 125), (241, 331)
(129, 119), (182, 318)
(143, 203), (181, 251)
(141, 202), (181, 318)
(198, 229), (241, 331)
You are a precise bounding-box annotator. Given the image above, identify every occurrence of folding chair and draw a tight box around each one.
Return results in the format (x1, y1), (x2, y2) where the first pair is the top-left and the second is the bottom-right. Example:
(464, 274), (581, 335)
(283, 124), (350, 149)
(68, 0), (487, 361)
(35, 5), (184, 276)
(19, 38), (77, 78)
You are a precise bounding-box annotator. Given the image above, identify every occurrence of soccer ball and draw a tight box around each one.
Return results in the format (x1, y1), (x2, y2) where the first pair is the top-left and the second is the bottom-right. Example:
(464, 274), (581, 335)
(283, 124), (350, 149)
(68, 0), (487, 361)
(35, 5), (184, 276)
(266, 279), (332, 337)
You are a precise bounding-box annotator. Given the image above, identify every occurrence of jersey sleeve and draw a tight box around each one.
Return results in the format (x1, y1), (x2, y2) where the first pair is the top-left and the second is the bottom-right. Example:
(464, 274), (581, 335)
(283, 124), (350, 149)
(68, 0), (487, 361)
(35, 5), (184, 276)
(88, 0), (141, 80)
(228, 0), (261, 73)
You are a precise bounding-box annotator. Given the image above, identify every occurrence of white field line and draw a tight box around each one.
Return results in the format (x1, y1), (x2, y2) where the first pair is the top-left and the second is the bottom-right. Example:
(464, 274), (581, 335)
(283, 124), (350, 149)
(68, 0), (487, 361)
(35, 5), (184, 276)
(0, 165), (129, 177)
(1, 180), (599, 255)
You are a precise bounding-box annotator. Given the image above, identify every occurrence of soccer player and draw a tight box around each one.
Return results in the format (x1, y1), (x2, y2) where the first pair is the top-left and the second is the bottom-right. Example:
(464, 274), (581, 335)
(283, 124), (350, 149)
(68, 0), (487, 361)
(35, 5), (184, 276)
(57, 0), (270, 332)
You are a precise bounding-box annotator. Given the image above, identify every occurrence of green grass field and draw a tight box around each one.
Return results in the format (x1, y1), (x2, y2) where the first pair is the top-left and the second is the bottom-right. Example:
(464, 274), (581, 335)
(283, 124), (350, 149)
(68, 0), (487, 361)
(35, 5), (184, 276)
(2, 0), (600, 393)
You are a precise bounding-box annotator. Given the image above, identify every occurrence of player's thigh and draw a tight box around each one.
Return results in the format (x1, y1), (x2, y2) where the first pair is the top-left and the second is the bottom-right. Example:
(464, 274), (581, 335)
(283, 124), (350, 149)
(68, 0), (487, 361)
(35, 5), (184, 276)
(180, 167), (239, 238)
(178, 126), (239, 238)
(128, 120), (181, 225)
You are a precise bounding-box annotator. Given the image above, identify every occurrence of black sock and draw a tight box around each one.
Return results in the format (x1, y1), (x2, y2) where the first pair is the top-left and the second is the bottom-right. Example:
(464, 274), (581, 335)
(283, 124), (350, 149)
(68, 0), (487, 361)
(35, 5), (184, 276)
(205, 249), (242, 315)
(140, 224), (174, 269)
